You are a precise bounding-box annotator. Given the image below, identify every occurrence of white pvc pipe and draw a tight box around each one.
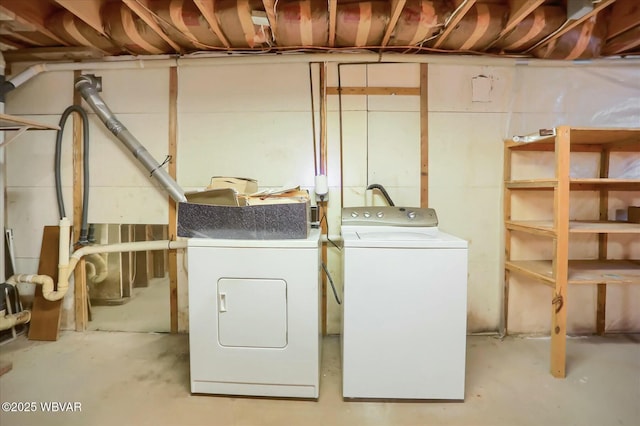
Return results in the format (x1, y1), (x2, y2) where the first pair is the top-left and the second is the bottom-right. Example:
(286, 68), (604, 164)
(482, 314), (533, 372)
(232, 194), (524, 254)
(49, 239), (188, 302)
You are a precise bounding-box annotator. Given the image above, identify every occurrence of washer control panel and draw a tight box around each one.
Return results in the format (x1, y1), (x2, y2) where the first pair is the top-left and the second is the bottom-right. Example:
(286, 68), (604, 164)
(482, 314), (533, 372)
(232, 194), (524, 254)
(341, 207), (438, 227)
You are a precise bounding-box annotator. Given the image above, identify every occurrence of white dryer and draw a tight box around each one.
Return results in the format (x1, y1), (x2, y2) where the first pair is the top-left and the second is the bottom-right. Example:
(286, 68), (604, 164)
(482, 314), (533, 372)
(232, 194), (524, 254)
(187, 229), (321, 398)
(341, 207), (468, 400)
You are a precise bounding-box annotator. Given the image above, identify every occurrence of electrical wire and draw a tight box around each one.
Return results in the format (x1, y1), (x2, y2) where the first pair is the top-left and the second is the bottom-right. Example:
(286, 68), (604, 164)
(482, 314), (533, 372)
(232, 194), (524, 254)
(319, 205), (342, 251)
(322, 262), (341, 305)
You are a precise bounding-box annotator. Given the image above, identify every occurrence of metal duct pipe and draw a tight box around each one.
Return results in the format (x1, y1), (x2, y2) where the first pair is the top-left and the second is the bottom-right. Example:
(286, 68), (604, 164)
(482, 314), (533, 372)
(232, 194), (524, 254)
(74, 74), (187, 203)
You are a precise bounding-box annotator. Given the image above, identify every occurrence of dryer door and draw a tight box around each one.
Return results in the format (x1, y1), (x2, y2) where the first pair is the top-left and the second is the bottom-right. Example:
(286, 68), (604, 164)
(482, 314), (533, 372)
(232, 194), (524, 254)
(217, 278), (287, 348)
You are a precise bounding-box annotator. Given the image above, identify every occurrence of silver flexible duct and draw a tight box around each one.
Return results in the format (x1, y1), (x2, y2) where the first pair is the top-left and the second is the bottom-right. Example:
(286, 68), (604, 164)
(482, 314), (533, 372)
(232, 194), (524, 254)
(74, 75), (186, 203)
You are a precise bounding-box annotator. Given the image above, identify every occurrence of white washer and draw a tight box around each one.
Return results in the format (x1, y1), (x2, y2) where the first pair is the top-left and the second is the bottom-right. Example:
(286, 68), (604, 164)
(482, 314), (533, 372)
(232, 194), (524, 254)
(341, 207), (468, 400)
(187, 229), (321, 398)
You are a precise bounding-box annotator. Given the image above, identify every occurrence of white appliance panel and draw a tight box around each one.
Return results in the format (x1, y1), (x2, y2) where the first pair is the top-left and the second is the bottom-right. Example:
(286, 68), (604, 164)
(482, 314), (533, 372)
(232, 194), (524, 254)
(341, 229), (468, 400)
(217, 278), (287, 348)
(188, 230), (321, 398)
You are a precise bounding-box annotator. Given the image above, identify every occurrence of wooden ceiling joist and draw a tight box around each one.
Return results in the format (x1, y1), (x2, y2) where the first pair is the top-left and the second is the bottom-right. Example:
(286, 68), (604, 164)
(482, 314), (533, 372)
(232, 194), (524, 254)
(604, 25), (640, 56)
(606, 0), (640, 40)
(0, 3), (69, 47)
(122, 0), (184, 53)
(487, 0), (544, 49)
(193, 0), (231, 48)
(53, 0), (108, 37)
(432, 0), (477, 49)
(525, 0), (617, 53)
(328, 0), (337, 46)
(262, 0), (278, 40)
(381, 0), (407, 47)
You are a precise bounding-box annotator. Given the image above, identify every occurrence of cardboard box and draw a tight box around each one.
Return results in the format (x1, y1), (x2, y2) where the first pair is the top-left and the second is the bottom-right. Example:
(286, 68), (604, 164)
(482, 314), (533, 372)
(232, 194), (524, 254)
(207, 177), (258, 194)
(178, 189), (310, 239)
(629, 206), (640, 223)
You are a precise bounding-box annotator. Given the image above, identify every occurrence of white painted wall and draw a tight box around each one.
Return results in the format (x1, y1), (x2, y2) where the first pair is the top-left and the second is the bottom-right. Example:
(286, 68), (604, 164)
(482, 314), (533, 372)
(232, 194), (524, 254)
(4, 58), (639, 335)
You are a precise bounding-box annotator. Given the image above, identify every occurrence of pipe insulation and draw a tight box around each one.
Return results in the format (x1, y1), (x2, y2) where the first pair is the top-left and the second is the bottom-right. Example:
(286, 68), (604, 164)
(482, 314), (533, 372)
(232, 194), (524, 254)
(74, 74), (187, 203)
(0, 310), (31, 331)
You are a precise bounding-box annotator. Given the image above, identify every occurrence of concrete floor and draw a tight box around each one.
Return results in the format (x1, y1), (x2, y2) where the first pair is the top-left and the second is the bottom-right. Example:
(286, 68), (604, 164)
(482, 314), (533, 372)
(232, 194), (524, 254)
(0, 332), (638, 426)
(88, 277), (170, 333)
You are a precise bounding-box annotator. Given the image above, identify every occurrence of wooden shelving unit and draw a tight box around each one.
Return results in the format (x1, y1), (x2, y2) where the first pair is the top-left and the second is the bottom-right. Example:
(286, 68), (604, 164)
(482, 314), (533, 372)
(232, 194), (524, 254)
(503, 126), (640, 378)
(0, 113), (60, 147)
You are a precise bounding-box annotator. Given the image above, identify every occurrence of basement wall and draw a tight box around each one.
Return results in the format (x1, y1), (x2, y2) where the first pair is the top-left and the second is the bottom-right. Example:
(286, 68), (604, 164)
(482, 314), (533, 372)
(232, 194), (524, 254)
(4, 58), (639, 334)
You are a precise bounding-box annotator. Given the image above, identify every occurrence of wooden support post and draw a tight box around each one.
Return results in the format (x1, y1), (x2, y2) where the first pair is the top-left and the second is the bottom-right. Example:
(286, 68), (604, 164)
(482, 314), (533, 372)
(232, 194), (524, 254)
(168, 66), (179, 334)
(120, 224), (134, 298)
(73, 70), (88, 331)
(503, 143), (513, 335)
(596, 148), (610, 335)
(420, 64), (429, 208)
(551, 126), (570, 378)
(319, 62), (328, 336)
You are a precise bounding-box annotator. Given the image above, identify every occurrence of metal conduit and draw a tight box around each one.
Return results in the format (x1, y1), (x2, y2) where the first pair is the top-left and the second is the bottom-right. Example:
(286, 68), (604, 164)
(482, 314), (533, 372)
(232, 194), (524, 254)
(74, 74), (187, 203)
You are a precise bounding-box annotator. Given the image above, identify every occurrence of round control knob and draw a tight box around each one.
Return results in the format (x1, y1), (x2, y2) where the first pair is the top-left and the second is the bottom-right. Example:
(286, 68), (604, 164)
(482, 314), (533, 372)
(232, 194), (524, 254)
(363, 211), (371, 218)
(407, 211), (416, 219)
(351, 211), (359, 218)
(376, 211), (384, 218)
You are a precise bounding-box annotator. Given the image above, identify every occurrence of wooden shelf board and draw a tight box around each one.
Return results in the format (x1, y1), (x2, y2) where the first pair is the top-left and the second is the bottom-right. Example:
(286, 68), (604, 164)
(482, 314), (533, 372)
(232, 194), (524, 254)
(506, 179), (639, 191)
(0, 113), (59, 131)
(507, 220), (640, 234)
(505, 127), (640, 151)
(506, 259), (640, 285)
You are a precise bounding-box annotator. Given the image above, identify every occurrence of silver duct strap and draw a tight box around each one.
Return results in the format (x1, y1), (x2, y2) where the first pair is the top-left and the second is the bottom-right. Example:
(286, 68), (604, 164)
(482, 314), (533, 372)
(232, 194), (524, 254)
(74, 75), (187, 203)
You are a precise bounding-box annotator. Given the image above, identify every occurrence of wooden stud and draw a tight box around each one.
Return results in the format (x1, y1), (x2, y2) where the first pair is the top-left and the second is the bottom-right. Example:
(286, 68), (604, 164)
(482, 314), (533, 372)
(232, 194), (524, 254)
(596, 148), (610, 335)
(168, 66), (179, 334)
(420, 64), (429, 208)
(550, 126), (570, 378)
(432, 0), (478, 49)
(319, 62), (328, 336)
(327, 86), (420, 96)
(73, 70), (88, 332)
(381, 0), (407, 47)
(503, 141), (513, 335)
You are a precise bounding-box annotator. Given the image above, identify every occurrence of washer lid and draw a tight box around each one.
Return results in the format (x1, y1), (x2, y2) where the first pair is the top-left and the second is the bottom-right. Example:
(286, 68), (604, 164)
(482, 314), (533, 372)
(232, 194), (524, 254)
(342, 226), (467, 249)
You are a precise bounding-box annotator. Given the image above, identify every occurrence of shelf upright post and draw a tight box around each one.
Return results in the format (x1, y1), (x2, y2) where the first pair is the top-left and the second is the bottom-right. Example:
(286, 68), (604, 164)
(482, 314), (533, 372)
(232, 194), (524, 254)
(503, 142), (513, 336)
(551, 126), (571, 378)
(596, 147), (611, 335)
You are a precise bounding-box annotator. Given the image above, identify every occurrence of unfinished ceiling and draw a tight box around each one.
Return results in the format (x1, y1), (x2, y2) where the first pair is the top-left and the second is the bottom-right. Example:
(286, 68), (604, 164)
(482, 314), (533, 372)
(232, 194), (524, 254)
(0, 0), (638, 64)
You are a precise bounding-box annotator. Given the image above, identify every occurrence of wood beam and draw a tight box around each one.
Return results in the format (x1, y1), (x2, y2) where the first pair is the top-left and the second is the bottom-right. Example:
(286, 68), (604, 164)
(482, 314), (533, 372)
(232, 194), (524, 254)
(603, 25), (640, 55)
(432, 0), (477, 49)
(420, 64), (428, 208)
(0, 3), (69, 46)
(193, 0), (231, 48)
(381, 0), (407, 46)
(73, 70), (88, 332)
(262, 0), (278, 40)
(525, 0), (617, 53)
(607, 0), (640, 40)
(122, 0), (183, 53)
(327, 86), (420, 96)
(54, 0), (108, 37)
(168, 66), (179, 334)
(328, 0), (337, 46)
(319, 63), (328, 336)
(487, 0), (545, 48)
